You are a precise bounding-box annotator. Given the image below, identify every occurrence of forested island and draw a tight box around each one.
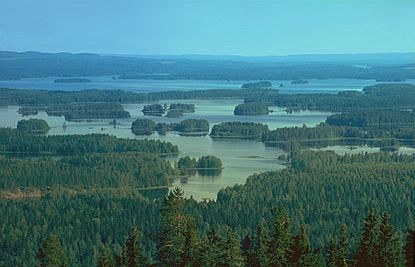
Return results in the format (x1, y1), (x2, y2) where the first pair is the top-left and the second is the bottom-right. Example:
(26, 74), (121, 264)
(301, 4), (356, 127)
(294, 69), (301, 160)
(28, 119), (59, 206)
(169, 103), (195, 113)
(131, 118), (210, 136)
(54, 78), (91, 83)
(210, 122), (269, 140)
(234, 102), (270, 115)
(142, 104), (165, 116)
(46, 102), (131, 120)
(178, 155), (223, 176)
(241, 81), (272, 89)
(16, 118), (50, 134)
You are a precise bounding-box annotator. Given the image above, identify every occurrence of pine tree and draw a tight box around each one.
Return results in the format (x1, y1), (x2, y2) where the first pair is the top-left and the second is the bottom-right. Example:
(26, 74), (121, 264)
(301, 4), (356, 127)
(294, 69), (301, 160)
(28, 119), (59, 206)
(182, 217), (199, 266)
(253, 223), (268, 267)
(97, 247), (115, 267)
(196, 228), (223, 267)
(122, 227), (145, 267)
(37, 235), (67, 267)
(266, 208), (293, 267)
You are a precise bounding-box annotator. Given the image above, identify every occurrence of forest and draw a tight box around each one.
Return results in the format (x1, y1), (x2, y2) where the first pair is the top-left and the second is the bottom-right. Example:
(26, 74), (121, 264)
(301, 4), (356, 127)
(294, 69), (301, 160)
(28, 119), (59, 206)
(131, 119), (210, 136)
(1, 150), (414, 266)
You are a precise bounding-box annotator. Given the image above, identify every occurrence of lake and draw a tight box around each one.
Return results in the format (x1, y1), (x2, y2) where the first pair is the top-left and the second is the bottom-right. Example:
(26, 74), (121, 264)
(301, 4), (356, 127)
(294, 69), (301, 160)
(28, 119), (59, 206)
(0, 99), (333, 200)
(2, 77), (414, 94)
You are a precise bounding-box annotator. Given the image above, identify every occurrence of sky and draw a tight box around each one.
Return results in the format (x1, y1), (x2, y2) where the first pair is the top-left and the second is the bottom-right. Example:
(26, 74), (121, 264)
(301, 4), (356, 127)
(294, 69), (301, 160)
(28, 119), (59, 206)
(0, 0), (414, 56)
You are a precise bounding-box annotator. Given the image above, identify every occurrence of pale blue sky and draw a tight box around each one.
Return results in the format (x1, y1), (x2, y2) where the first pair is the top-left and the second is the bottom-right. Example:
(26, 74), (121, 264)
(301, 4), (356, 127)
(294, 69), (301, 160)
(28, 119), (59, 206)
(0, 0), (414, 55)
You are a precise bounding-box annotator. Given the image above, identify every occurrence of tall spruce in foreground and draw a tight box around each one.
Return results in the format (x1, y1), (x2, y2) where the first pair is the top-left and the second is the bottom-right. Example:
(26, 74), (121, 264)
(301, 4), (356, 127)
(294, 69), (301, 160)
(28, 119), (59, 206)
(37, 234), (67, 267)
(97, 246), (115, 267)
(121, 227), (146, 267)
(156, 188), (198, 267)
(266, 208), (293, 266)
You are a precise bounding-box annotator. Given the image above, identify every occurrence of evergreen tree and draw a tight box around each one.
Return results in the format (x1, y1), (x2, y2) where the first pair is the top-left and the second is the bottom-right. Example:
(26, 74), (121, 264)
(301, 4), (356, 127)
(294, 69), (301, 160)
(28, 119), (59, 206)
(290, 224), (311, 265)
(218, 230), (243, 267)
(336, 224), (348, 267)
(266, 208), (293, 267)
(405, 230), (414, 267)
(354, 210), (379, 267)
(97, 247), (115, 267)
(253, 223), (268, 267)
(378, 212), (402, 267)
(156, 188), (193, 267)
(122, 227), (145, 267)
(326, 238), (337, 267)
(241, 235), (257, 267)
(37, 235), (67, 267)
(196, 228), (223, 267)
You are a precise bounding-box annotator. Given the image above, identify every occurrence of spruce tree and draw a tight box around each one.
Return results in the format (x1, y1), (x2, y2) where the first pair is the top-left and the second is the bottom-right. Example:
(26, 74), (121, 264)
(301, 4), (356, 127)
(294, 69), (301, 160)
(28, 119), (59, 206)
(122, 227), (145, 267)
(218, 230), (243, 267)
(355, 210), (379, 267)
(290, 224), (311, 265)
(97, 247), (115, 267)
(266, 208), (293, 267)
(37, 235), (67, 267)
(405, 230), (414, 267)
(378, 212), (402, 267)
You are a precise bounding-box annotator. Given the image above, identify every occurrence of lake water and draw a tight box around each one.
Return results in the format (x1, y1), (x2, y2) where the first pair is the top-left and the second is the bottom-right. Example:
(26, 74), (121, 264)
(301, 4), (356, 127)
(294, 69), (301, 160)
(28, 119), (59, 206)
(0, 99), (332, 199)
(2, 77), (414, 94)
(2, 78), (414, 199)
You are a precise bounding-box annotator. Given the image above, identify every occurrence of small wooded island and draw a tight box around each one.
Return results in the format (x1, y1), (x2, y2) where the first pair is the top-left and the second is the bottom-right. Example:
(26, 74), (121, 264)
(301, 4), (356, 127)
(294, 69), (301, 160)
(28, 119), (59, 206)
(241, 81), (272, 89)
(142, 104), (165, 116)
(46, 103), (130, 120)
(16, 118), (50, 134)
(234, 102), (269, 115)
(210, 122), (269, 140)
(178, 155), (222, 176)
(131, 118), (209, 136)
(291, 79), (309, 84)
(54, 78), (91, 83)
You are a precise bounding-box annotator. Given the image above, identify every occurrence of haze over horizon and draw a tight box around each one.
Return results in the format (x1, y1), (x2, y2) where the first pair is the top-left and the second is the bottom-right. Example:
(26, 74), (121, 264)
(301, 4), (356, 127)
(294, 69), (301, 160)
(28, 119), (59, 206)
(1, 0), (414, 56)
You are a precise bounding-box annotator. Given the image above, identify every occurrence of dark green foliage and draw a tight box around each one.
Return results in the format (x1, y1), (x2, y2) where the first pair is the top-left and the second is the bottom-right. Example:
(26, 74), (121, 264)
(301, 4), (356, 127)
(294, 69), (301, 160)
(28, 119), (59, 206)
(273, 83), (415, 112)
(0, 129), (178, 155)
(37, 235), (67, 267)
(142, 104), (165, 116)
(17, 119), (50, 134)
(196, 155), (222, 169)
(156, 188), (198, 266)
(210, 122), (269, 140)
(168, 103), (195, 113)
(174, 119), (209, 135)
(234, 102), (269, 115)
(326, 109), (415, 128)
(405, 230), (414, 267)
(131, 119), (157, 135)
(97, 247), (115, 267)
(241, 81), (273, 89)
(46, 102), (130, 120)
(0, 152), (174, 189)
(121, 227), (146, 267)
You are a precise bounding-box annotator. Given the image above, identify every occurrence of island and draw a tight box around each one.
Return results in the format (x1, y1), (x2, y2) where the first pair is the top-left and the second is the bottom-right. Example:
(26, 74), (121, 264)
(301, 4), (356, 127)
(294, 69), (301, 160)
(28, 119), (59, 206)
(46, 103), (130, 120)
(169, 103), (195, 113)
(234, 102), (269, 115)
(54, 78), (91, 83)
(173, 119), (209, 136)
(291, 79), (309, 84)
(178, 155), (222, 176)
(210, 122), (269, 140)
(16, 118), (50, 134)
(142, 104), (165, 116)
(131, 118), (157, 135)
(241, 81), (272, 89)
